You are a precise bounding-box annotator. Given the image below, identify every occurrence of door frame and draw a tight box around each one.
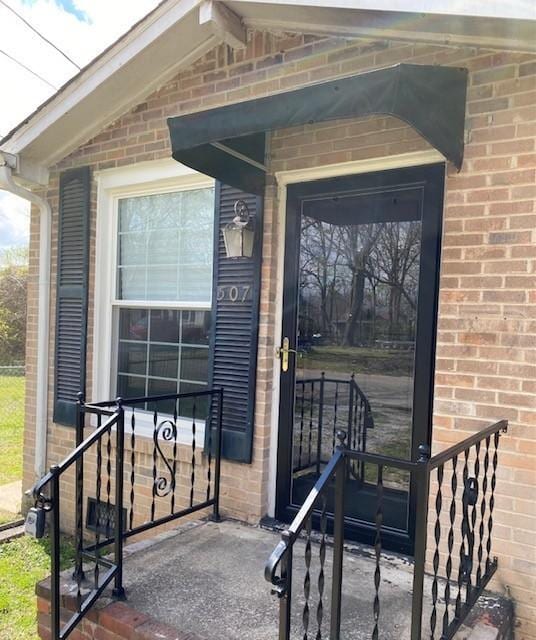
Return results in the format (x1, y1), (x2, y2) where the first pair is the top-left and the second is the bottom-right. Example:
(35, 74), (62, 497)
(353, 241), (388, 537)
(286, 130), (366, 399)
(273, 161), (445, 555)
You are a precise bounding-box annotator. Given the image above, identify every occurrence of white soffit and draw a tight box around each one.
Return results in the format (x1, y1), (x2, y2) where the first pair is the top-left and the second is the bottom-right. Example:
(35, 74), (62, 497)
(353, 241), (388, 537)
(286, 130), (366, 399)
(1, 0), (218, 167)
(229, 1), (536, 52)
(229, 0), (536, 22)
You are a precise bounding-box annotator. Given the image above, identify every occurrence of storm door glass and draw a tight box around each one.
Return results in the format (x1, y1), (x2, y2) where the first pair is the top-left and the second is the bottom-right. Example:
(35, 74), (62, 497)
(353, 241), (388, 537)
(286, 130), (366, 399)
(290, 187), (422, 534)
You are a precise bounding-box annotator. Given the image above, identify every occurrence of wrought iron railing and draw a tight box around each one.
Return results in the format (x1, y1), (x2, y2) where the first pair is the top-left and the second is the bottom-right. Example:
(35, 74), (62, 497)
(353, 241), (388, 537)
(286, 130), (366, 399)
(266, 420), (507, 640)
(29, 388), (223, 640)
(293, 374), (373, 479)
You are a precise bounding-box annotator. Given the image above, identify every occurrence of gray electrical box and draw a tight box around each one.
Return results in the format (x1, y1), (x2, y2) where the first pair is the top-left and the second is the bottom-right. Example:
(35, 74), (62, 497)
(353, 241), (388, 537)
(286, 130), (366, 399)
(25, 507), (46, 538)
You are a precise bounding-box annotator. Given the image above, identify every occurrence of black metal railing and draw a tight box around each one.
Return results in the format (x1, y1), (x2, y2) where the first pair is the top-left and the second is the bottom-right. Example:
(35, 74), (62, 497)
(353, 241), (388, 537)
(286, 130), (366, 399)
(29, 388), (223, 640)
(266, 419), (507, 640)
(293, 374), (373, 479)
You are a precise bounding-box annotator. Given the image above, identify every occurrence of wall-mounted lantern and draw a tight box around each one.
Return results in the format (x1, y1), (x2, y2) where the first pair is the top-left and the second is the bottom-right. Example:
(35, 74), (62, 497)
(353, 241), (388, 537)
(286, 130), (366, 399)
(222, 200), (255, 259)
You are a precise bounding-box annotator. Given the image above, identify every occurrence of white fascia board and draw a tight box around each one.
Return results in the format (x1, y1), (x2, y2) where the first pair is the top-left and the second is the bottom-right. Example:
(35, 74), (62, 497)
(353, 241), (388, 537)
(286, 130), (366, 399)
(230, 0), (536, 22)
(1, 0), (205, 161)
(232, 2), (536, 53)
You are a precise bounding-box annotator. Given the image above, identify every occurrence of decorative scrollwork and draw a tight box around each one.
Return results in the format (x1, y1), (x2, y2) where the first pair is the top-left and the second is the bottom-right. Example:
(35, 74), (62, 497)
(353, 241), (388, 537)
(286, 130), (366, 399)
(153, 419), (177, 498)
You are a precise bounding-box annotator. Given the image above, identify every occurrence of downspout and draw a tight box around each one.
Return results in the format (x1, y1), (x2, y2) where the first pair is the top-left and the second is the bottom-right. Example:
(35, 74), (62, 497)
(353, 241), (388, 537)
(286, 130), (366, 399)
(0, 159), (51, 479)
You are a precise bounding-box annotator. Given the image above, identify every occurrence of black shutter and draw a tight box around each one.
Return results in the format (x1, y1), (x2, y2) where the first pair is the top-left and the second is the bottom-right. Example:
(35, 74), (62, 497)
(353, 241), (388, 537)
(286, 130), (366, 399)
(53, 167), (90, 426)
(208, 183), (263, 463)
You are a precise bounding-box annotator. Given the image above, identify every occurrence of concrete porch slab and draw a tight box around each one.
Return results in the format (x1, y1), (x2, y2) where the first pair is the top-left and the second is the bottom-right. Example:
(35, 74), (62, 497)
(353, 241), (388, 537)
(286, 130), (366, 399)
(119, 519), (512, 640)
(36, 519), (513, 640)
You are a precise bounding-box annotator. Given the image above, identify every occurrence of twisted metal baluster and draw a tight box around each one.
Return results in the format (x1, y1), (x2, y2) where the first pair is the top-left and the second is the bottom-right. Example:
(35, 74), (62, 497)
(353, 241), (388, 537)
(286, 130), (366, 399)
(486, 432), (499, 573)
(105, 425), (112, 540)
(207, 395), (213, 501)
(456, 448), (470, 618)
(190, 399), (197, 507)
(372, 465), (384, 640)
(129, 408), (135, 532)
(94, 413), (102, 589)
(308, 381), (315, 467)
(75, 435), (84, 609)
(303, 515), (312, 640)
(477, 436), (490, 587)
(357, 398), (363, 452)
(316, 494), (328, 640)
(332, 382), (339, 454)
(298, 382), (305, 469)
(431, 464), (444, 638)
(171, 401), (178, 514)
(467, 442), (480, 603)
(151, 408), (158, 523)
(442, 455), (458, 637)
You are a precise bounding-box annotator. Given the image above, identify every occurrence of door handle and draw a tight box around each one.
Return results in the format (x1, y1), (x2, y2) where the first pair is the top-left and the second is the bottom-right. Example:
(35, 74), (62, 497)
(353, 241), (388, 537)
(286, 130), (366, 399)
(275, 337), (297, 372)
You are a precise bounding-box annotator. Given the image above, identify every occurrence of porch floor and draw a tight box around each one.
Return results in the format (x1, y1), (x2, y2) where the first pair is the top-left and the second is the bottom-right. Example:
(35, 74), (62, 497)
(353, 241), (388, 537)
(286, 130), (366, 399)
(116, 519), (509, 640)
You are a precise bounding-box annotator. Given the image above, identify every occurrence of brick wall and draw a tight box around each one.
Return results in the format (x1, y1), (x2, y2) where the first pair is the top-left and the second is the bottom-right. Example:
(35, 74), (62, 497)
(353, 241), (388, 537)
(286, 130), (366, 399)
(23, 31), (535, 638)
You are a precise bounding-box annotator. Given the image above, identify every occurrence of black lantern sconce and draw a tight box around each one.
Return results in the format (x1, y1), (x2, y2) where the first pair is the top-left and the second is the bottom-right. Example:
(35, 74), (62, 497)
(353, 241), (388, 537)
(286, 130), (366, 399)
(222, 200), (255, 258)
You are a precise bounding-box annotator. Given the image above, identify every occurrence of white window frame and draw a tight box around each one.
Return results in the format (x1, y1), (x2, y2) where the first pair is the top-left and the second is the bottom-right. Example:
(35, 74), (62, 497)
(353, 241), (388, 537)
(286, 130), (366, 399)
(93, 158), (215, 441)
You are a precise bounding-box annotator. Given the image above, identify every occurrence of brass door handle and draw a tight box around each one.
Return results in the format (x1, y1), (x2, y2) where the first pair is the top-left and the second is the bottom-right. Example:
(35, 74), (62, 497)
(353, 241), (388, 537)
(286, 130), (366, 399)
(275, 337), (297, 372)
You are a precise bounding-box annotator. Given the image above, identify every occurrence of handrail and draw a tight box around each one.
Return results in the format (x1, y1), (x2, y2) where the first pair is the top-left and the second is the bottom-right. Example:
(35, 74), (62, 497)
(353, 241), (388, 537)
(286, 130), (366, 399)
(345, 447), (420, 472)
(89, 387), (221, 408)
(266, 419), (508, 640)
(30, 411), (120, 500)
(265, 447), (344, 588)
(28, 387), (225, 640)
(429, 419), (507, 469)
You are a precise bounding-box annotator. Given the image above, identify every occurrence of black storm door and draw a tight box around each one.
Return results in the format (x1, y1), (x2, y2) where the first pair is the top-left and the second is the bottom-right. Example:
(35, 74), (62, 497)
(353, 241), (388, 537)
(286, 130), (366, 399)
(275, 164), (445, 554)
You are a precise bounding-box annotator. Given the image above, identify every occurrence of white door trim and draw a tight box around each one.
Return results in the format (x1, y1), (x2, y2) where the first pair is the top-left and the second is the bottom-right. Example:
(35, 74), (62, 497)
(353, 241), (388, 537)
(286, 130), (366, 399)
(266, 148), (445, 517)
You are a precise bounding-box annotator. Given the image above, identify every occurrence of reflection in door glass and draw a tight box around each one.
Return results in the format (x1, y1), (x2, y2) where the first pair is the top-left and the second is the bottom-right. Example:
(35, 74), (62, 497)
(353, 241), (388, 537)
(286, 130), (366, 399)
(291, 205), (421, 531)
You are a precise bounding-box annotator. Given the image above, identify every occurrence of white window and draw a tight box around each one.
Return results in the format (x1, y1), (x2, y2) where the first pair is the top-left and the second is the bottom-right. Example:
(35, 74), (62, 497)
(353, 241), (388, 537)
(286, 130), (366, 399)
(93, 160), (215, 435)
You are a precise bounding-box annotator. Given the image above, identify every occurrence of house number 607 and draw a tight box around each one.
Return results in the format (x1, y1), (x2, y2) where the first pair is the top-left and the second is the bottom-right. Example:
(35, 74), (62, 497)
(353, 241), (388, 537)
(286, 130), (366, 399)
(217, 285), (251, 302)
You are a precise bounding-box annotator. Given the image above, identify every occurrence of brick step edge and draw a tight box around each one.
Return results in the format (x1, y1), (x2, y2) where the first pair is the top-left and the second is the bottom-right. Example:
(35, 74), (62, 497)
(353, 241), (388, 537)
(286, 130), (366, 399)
(36, 586), (207, 640)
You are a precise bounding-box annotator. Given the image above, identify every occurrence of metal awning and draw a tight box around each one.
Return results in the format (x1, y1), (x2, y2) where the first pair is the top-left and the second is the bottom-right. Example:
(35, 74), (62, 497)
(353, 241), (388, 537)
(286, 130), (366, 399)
(167, 63), (468, 195)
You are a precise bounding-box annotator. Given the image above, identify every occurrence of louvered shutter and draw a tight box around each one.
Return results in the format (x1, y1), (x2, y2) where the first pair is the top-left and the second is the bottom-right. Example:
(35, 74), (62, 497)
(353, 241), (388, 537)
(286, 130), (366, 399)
(208, 183), (263, 462)
(53, 167), (90, 426)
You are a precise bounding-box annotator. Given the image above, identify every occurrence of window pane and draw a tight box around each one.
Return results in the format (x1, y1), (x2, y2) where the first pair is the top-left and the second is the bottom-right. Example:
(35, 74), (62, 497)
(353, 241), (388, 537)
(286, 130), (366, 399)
(178, 266), (212, 302)
(147, 229), (179, 265)
(119, 266), (145, 299)
(118, 342), (147, 376)
(119, 309), (148, 341)
(181, 347), (208, 382)
(150, 310), (180, 343)
(119, 232), (146, 266)
(119, 199), (146, 233)
(149, 344), (179, 379)
(117, 374), (145, 399)
(116, 309), (211, 417)
(145, 192), (181, 230)
(146, 266), (178, 301)
(147, 378), (177, 414)
(179, 381), (209, 420)
(117, 188), (214, 303)
(182, 311), (211, 344)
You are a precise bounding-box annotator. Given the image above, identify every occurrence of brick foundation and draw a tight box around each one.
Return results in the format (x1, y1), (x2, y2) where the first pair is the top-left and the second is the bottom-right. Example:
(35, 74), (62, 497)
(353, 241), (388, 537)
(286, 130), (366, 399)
(36, 592), (204, 640)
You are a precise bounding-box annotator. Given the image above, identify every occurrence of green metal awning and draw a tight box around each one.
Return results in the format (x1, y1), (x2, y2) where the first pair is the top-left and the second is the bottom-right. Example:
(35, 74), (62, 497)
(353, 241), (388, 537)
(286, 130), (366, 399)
(167, 63), (468, 195)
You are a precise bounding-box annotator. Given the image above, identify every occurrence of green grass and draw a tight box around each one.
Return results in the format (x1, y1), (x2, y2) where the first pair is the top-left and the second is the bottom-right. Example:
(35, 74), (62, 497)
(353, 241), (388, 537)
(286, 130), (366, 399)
(0, 536), (75, 640)
(0, 509), (21, 526)
(304, 346), (414, 377)
(0, 374), (25, 485)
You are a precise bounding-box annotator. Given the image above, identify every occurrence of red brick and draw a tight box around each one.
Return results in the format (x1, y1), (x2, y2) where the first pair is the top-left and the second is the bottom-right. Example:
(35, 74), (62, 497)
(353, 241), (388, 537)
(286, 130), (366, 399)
(99, 602), (150, 637)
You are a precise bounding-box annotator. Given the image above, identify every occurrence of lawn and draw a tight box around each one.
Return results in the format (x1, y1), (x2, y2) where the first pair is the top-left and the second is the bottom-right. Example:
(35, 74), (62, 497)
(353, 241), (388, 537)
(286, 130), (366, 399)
(304, 346), (414, 377)
(0, 536), (75, 640)
(0, 373), (25, 486)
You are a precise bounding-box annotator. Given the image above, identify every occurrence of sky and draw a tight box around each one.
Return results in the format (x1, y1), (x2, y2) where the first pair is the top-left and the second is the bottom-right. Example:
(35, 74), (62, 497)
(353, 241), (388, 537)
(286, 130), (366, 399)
(0, 0), (161, 253)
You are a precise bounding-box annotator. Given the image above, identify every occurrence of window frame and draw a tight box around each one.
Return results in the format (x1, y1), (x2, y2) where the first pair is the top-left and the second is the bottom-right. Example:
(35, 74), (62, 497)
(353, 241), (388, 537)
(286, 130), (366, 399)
(93, 159), (215, 441)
